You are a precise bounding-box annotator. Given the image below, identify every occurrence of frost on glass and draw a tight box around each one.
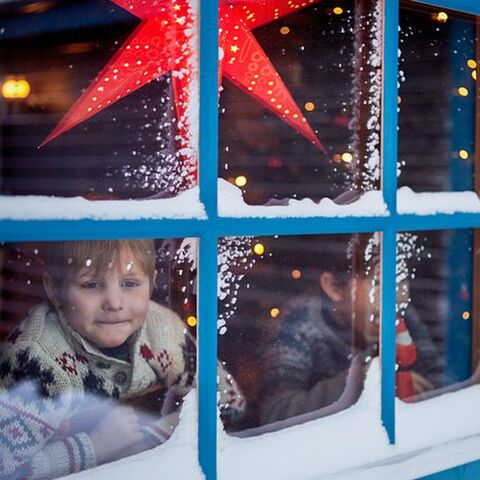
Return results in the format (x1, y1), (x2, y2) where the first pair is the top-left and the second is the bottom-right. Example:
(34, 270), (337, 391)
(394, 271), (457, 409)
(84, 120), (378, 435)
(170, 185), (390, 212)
(219, 0), (382, 206)
(0, 0), (198, 199)
(0, 238), (202, 478)
(395, 229), (480, 402)
(398, 2), (477, 192)
(217, 233), (382, 435)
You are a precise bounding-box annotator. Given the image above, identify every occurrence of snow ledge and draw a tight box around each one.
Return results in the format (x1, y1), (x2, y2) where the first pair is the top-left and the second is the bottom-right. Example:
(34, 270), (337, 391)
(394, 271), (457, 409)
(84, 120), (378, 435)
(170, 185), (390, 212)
(0, 188), (206, 220)
(218, 179), (388, 218)
(398, 187), (480, 215)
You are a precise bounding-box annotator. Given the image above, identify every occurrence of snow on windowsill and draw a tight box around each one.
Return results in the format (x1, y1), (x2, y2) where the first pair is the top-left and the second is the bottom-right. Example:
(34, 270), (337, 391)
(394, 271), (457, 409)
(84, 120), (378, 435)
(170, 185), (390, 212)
(218, 359), (480, 480)
(0, 188), (206, 220)
(218, 179), (388, 218)
(66, 391), (204, 480)
(398, 187), (480, 215)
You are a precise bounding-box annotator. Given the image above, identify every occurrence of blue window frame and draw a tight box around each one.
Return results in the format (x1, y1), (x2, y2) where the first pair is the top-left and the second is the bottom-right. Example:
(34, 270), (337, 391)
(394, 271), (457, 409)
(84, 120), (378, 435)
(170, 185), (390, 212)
(1, 0), (480, 479)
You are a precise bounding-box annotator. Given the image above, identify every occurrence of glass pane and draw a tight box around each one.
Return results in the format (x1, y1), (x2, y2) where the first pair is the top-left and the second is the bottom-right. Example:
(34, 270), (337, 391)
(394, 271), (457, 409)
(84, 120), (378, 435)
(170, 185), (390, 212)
(396, 230), (479, 402)
(398, 2), (477, 192)
(219, 0), (382, 206)
(0, 0), (198, 198)
(218, 233), (380, 435)
(0, 238), (202, 477)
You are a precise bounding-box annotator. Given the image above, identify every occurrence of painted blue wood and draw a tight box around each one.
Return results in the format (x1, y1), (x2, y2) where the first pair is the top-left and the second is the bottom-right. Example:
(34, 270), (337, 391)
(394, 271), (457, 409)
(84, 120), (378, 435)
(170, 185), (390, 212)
(420, 459), (480, 479)
(382, 0), (400, 445)
(198, 0), (219, 477)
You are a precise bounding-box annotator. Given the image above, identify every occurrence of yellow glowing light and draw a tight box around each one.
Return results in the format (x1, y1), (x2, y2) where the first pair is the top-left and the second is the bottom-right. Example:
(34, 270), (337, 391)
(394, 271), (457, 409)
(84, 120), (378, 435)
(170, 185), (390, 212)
(234, 175), (248, 187)
(270, 307), (280, 318)
(436, 11), (448, 23)
(458, 86), (469, 97)
(333, 6), (343, 15)
(459, 150), (469, 160)
(186, 315), (197, 327)
(467, 59), (477, 69)
(462, 311), (471, 321)
(304, 101), (315, 112)
(253, 242), (265, 256)
(341, 152), (353, 163)
(472, 71), (477, 80)
(1, 78), (31, 99)
(280, 26), (290, 35)
(291, 269), (302, 279)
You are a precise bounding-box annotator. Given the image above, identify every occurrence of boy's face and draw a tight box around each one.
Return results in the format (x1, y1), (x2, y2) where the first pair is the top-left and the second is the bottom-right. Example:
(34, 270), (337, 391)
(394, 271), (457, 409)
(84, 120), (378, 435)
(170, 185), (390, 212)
(57, 251), (152, 349)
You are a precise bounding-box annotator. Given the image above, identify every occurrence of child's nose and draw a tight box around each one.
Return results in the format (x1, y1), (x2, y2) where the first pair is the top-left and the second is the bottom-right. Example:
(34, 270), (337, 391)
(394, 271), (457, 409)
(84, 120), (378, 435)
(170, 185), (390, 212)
(102, 284), (124, 311)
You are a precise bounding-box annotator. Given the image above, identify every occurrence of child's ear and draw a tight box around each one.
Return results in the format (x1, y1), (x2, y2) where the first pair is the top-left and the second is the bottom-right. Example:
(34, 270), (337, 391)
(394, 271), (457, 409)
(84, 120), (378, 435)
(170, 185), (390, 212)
(319, 272), (344, 302)
(43, 272), (62, 307)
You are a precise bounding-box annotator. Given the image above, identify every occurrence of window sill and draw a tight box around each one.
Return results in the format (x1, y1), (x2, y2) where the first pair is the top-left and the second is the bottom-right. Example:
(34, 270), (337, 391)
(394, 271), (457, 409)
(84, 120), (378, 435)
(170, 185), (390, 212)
(218, 360), (480, 480)
(0, 188), (206, 220)
(218, 179), (388, 218)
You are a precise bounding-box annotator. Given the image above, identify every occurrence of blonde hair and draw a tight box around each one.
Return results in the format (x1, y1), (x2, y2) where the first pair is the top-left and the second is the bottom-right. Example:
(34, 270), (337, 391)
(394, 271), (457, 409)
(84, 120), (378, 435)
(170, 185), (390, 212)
(45, 239), (156, 289)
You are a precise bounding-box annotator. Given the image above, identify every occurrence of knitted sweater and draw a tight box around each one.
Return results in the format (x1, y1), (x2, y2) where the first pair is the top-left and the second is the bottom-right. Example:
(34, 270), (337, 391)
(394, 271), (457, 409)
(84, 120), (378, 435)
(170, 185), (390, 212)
(0, 301), (244, 480)
(261, 296), (443, 425)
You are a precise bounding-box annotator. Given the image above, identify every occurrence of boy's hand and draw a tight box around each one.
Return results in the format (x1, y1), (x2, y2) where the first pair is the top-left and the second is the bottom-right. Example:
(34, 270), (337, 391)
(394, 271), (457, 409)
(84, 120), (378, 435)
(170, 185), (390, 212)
(89, 405), (144, 464)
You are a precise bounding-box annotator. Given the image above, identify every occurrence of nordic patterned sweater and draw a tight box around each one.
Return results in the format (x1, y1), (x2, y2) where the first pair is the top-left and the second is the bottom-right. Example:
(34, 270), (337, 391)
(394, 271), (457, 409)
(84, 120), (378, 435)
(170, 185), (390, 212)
(0, 301), (244, 480)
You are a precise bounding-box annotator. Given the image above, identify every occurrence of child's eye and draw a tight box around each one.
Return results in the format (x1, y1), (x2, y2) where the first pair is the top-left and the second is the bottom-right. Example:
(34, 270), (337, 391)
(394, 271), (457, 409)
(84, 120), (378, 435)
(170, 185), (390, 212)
(81, 281), (102, 289)
(122, 280), (140, 288)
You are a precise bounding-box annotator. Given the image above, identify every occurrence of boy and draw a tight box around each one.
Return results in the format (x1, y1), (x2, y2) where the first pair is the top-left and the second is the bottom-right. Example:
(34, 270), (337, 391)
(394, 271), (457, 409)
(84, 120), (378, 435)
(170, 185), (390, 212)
(0, 239), (243, 480)
(260, 234), (442, 426)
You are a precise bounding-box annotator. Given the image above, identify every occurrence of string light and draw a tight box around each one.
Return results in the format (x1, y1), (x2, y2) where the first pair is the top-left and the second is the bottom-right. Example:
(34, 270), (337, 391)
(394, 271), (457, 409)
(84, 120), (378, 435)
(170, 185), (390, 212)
(253, 242), (265, 255)
(291, 269), (302, 279)
(234, 175), (248, 187)
(270, 307), (280, 318)
(467, 59), (477, 69)
(280, 26), (290, 35)
(1, 78), (30, 99)
(462, 311), (470, 321)
(333, 6), (343, 15)
(341, 152), (353, 163)
(457, 87), (469, 97)
(472, 71), (477, 81)
(186, 315), (197, 327)
(435, 11), (448, 23)
(304, 101), (315, 112)
(459, 150), (469, 160)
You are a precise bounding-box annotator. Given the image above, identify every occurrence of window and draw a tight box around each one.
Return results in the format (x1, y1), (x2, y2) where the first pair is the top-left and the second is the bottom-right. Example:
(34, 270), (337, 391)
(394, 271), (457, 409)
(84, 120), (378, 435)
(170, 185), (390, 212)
(1, 0), (480, 479)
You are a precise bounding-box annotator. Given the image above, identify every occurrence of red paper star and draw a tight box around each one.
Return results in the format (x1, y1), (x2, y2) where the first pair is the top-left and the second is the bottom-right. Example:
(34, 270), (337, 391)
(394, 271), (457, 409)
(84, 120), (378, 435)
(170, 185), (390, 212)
(42, 0), (325, 168)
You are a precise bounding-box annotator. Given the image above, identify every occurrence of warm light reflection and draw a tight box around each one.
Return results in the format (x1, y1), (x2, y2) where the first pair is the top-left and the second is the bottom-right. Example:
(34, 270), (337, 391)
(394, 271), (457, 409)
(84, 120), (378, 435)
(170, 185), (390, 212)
(234, 175), (248, 187)
(333, 6), (343, 15)
(270, 307), (280, 318)
(341, 152), (353, 163)
(467, 59), (477, 69)
(459, 150), (469, 160)
(457, 86), (469, 97)
(1, 78), (31, 99)
(280, 26), (290, 35)
(435, 11), (448, 23)
(253, 242), (265, 256)
(304, 101), (315, 112)
(462, 311), (471, 321)
(472, 71), (477, 81)
(186, 315), (197, 327)
(291, 269), (302, 279)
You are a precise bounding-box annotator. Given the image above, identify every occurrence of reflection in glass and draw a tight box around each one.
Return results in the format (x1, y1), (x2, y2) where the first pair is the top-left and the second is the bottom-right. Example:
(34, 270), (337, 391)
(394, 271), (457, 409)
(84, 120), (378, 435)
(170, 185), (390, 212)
(398, 2), (476, 192)
(218, 234), (381, 435)
(0, 239), (243, 478)
(219, 0), (382, 205)
(0, 0), (198, 198)
(396, 230), (479, 402)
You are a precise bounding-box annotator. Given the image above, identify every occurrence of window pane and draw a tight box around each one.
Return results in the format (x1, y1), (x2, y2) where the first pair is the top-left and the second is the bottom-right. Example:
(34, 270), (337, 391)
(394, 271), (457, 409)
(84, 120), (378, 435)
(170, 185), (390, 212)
(0, 0), (198, 198)
(218, 233), (380, 435)
(396, 230), (478, 402)
(398, 2), (476, 192)
(0, 238), (201, 477)
(219, 0), (382, 206)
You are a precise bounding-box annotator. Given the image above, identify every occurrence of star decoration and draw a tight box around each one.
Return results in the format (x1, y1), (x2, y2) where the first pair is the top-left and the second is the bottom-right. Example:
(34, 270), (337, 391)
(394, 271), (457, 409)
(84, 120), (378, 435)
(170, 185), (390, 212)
(41, 0), (326, 183)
